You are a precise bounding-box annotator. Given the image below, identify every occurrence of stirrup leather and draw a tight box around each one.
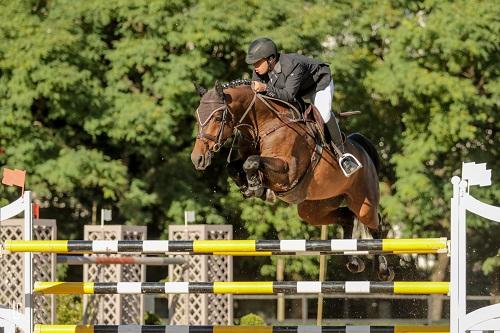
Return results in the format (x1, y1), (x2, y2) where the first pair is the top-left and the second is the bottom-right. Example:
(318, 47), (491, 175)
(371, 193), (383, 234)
(338, 153), (363, 177)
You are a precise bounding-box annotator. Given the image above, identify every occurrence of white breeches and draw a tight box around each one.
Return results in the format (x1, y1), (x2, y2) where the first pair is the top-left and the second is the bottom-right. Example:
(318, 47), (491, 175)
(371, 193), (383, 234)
(308, 80), (334, 123)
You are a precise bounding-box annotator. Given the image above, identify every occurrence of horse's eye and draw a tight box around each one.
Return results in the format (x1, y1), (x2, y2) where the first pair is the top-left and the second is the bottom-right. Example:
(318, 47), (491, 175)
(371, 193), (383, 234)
(214, 116), (222, 122)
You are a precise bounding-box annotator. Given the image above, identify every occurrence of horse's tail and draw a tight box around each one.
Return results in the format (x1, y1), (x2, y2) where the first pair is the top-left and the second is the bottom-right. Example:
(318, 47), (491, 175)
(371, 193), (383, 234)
(348, 133), (380, 174)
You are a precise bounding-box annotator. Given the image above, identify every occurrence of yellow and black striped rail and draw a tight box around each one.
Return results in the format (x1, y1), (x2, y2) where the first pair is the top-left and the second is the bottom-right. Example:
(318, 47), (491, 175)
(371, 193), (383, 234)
(33, 324), (451, 333)
(4, 238), (448, 254)
(33, 281), (450, 295)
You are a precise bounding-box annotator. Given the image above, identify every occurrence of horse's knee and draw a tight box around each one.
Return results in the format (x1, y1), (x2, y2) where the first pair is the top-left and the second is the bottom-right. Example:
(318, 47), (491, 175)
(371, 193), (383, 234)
(243, 155), (260, 172)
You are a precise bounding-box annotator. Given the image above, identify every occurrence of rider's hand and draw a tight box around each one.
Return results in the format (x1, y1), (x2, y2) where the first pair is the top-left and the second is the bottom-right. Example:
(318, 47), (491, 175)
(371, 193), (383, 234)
(251, 81), (267, 93)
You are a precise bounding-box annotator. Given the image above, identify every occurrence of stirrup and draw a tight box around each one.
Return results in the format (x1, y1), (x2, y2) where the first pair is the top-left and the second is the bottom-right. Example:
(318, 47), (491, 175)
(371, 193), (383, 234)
(338, 153), (363, 177)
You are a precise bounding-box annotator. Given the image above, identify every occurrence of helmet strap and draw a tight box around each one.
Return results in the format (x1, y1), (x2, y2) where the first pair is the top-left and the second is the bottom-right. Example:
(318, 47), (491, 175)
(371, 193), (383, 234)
(267, 56), (276, 71)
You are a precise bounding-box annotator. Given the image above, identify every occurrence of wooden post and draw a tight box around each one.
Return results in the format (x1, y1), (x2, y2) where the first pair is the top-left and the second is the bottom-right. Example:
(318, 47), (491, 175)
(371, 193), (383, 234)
(316, 225), (328, 325)
(276, 257), (285, 322)
(301, 296), (308, 322)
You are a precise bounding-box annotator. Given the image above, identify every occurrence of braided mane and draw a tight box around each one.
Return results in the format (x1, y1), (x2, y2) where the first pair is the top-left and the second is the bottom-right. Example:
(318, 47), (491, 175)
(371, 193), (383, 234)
(222, 79), (251, 89)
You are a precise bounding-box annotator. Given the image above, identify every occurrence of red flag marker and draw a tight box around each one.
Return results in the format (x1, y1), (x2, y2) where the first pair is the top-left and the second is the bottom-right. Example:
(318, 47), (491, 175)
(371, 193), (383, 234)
(2, 168), (26, 194)
(33, 203), (40, 219)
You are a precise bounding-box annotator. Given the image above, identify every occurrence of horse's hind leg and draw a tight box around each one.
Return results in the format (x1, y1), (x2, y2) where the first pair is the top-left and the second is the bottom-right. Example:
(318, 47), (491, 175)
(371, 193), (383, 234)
(369, 214), (395, 281)
(354, 202), (395, 281)
(297, 202), (366, 274)
(341, 189), (395, 281)
(335, 207), (366, 274)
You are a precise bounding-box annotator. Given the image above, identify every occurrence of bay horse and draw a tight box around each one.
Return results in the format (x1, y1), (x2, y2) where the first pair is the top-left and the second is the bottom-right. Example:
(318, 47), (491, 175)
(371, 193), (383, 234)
(190, 80), (394, 281)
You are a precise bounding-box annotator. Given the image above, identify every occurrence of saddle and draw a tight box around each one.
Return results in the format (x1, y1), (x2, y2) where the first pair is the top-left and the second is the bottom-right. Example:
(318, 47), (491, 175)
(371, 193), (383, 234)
(303, 103), (327, 144)
(259, 95), (327, 147)
(259, 95), (358, 152)
(303, 103), (361, 146)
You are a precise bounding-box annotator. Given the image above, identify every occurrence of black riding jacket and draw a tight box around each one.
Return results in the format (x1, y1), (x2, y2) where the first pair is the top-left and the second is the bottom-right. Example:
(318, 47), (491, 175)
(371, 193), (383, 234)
(252, 53), (332, 103)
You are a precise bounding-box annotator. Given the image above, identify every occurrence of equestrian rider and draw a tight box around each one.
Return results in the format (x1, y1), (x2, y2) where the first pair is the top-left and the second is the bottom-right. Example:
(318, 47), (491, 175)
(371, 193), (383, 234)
(245, 37), (362, 177)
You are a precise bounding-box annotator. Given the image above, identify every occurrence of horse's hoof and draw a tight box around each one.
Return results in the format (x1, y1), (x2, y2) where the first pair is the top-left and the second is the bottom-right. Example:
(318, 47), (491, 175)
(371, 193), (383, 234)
(399, 257), (412, 268)
(265, 189), (276, 203)
(243, 159), (259, 170)
(254, 187), (265, 199)
(346, 256), (365, 273)
(378, 266), (395, 282)
(241, 187), (254, 198)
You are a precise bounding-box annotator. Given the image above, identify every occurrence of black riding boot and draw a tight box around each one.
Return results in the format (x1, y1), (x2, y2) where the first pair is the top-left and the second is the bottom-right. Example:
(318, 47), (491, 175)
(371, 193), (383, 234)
(325, 116), (362, 177)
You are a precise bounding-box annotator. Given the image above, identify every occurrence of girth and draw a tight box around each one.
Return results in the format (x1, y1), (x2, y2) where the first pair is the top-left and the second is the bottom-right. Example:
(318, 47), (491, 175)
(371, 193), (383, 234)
(273, 143), (323, 204)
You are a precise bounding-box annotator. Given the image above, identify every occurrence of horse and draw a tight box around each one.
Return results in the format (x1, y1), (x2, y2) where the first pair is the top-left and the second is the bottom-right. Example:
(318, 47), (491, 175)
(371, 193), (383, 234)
(190, 80), (394, 281)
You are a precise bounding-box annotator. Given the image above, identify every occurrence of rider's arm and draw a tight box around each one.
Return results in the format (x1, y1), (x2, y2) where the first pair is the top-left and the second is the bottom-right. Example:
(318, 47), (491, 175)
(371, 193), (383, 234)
(265, 63), (304, 103)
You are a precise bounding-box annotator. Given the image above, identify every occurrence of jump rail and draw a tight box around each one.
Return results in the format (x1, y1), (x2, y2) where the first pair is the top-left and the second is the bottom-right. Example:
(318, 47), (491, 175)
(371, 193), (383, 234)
(4, 238), (448, 254)
(33, 281), (449, 295)
(56, 255), (187, 266)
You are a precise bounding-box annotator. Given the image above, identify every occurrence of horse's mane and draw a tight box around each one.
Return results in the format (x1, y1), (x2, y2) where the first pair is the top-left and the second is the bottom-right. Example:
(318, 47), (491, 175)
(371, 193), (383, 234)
(223, 78), (302, 117)
(222, 79), (251, 89)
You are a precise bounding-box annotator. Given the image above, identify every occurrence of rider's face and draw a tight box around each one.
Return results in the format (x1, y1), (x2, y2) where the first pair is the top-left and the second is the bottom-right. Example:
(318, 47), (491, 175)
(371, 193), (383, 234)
(253, 58), (269, 75)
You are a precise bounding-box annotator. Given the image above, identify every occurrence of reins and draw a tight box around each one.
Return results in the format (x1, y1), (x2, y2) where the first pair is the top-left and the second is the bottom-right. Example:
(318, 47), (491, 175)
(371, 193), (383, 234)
(196, 88), (320, 162)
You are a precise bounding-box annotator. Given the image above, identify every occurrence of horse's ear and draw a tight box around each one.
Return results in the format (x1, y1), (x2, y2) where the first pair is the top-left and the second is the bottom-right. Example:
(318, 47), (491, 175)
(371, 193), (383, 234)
(194, 83), (207, 96)
(215, 80), (224, 100)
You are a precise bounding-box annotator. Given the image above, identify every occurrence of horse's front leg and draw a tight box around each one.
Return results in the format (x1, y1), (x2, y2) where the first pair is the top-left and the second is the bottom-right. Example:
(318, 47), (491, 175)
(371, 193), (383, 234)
(243, 155), (289, 198)
(243, 155), (265, 198)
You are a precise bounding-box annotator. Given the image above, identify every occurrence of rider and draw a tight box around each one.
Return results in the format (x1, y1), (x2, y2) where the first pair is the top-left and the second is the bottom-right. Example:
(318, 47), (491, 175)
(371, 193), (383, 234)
(245, 37), (362, 177)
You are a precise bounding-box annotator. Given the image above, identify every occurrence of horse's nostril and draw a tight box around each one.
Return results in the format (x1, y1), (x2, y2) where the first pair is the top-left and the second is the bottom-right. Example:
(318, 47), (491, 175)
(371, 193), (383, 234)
(197, 155), (204, 167)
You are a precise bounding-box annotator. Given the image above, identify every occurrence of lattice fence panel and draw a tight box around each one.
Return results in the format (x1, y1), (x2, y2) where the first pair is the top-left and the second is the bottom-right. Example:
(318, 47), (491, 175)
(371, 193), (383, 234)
(168, 225), (232, 325)
(0, 225), (23, 313)
(32, 224), (56, 325)
(83, 226), (145, 325)
(168, 228), (203, 325)
(0, 219), (56, 328)
(207, 229), (232, 325)
(119, 230), (143, 324)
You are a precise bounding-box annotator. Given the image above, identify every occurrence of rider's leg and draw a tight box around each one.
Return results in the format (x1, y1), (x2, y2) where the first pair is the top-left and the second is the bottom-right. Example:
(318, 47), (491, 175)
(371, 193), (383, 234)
(312, 80), (362, 177)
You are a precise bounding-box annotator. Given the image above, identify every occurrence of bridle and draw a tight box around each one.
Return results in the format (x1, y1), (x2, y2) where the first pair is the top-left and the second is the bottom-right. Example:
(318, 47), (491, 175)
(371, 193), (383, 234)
(195, 92), (258, 153)
(196, 101), (232, 153)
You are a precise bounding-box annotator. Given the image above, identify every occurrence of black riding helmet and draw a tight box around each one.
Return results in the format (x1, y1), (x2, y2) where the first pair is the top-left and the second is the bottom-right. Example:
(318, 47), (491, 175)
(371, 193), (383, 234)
(245, 37), (278, 65)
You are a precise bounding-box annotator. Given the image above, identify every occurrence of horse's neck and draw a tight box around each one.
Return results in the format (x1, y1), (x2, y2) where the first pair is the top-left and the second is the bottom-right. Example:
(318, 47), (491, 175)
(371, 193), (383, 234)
(228, 88), (272, 126)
